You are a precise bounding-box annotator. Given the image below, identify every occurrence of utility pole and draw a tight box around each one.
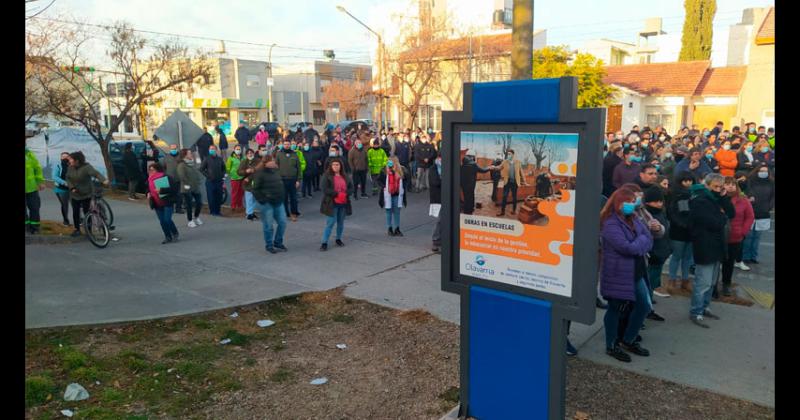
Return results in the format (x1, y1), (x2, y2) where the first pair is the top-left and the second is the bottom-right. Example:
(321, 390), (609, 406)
(268, 43), (276, 123)
(511, 0), (533, 80)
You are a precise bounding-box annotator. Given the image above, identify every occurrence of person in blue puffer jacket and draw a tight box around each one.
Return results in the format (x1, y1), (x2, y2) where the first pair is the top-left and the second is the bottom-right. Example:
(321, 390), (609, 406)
(52, 151), (72, 226)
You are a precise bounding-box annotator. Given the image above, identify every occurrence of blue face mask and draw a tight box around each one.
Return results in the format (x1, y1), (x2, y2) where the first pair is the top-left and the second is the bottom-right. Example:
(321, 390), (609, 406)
(630, 156), (641, 163)
(291, 145), (297, 150)
(278, 144), (284, 150)
(387, 161), (394, 168)
(621, 202), (637, 216)
(746, 146), (753, 152)
(209, 150), (217, 156)
(706, 154), (713, 159)
(655, 164), (661, 171)
(303, 145), (309, 151)
(760, 147), (769, 153)
(634, 197), (642, 208)
(170, 149), (178, 156)
(357, 143), (363, 149)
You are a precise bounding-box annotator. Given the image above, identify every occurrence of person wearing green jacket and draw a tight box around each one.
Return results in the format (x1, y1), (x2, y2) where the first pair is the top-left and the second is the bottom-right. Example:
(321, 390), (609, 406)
(226, 145), (245, 212)
(367, 139), (388, 196)
(177, 149), (204, 228)
(65, 151), (108, 236)
(25, 147), (45, 234)
(275, 139), (302, 221)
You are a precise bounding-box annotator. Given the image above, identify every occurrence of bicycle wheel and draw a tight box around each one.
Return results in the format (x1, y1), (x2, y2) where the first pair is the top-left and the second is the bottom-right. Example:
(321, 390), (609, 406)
(98, 198), (114, 227)
(84, 212), (110, 248)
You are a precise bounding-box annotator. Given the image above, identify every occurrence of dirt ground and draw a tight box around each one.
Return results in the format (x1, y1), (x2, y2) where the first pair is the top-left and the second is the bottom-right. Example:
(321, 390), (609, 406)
(25, 288), (773, 419)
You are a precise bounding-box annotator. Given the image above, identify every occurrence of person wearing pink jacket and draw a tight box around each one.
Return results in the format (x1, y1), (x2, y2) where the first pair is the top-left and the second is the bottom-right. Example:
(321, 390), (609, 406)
(720, 176), (754, 296)
(255, 125), (269, 147)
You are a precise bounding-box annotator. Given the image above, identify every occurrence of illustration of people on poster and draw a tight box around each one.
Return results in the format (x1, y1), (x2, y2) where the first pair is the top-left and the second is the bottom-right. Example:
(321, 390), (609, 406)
(459, 131), (579, 297)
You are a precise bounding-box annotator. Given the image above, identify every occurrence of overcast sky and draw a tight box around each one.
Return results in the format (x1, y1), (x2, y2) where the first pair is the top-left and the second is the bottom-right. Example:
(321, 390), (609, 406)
(27, 0), (774, 72)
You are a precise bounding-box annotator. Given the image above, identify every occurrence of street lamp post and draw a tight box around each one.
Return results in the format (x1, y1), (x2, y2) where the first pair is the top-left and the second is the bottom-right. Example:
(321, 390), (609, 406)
(268, 43), (277, 123)
(336, 5), (385, 130)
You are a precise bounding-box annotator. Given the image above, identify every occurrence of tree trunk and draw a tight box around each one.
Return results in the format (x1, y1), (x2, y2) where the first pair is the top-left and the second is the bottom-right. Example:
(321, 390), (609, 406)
(98, 137), (116, 184)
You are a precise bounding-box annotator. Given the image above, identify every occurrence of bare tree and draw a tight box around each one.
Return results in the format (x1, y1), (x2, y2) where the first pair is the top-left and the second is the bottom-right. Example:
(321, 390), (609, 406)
(526, 134), (549, 170)
(320, 79), (374, 121)
(27, 21), (214, 182)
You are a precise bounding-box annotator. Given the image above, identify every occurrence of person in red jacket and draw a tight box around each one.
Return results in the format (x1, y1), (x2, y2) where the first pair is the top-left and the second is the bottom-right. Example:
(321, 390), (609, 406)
(714, 139), (739, 178)
(720, 177), (754, 296)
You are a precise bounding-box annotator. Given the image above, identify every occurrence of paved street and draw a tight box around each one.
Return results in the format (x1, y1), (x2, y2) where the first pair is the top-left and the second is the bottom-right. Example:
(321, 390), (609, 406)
(26, 187), (774, 407)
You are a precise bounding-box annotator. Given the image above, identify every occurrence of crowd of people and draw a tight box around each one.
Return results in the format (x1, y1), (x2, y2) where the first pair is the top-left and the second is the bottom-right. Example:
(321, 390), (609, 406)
(24, 119), (775, 364)
(597, 121), (774, 362)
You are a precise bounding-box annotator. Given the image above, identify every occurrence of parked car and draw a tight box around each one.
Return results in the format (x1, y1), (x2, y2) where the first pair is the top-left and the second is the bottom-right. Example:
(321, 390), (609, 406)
(108, 140), (148, 193)
(249, 122), (282, 141)
(337, 120), (374, 134)
(288, 121), (314, 133)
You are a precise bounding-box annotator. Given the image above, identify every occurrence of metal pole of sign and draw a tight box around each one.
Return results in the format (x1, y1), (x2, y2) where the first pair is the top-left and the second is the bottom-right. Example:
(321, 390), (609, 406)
(177, 120), (183, 149)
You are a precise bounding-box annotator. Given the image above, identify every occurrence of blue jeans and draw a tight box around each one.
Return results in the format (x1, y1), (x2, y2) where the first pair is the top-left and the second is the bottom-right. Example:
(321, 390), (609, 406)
(385, 196), (401, 229)
(258, 201), (287, 248)
(245, 191), (256, 216)
(154, 206), (178, 239)
(691, 263), (719, 316)
(205, 179), (223, 215)
(603, 279), (651, 348)
(322, 205), (346, 244)
(668, 240), (693, 280)
(742, 227), (762, 261)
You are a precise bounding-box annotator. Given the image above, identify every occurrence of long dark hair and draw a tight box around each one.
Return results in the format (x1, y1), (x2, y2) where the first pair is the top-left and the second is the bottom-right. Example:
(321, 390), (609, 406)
(69, 151), (86, 166)
(326, 157), (344, 176)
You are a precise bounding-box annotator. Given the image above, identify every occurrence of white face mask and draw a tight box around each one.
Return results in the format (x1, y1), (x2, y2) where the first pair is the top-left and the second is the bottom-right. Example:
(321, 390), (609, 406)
(722, 145), (731, 151)
(758, 172), (769, 179)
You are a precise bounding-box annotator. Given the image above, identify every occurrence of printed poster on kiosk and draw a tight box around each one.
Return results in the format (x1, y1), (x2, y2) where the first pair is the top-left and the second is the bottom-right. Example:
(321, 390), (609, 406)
(459, 131), (579, 297)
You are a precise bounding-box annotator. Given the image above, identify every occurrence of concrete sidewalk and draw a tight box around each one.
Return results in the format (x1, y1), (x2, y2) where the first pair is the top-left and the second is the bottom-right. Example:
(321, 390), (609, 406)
(26, 187), (774, 407)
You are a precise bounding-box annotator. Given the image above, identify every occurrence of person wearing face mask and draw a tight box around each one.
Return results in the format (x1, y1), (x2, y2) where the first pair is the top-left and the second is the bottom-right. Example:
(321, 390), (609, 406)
(599, 188), (654, 362)
(199, 145), (226, 216)
(347, 139), (370, 200)
(753, 137), (774, 171)
(721, 177), (754, 293)
(741, 165), (774, 265)
(612, 148), (642, 189)
(639, 132), (653, 161)
(714, 140), (738, 177)
(293, 142), (308, 198)
(235, 121), (252, 151)
(163, 143), (185, 214)
(52, 151), (73, 225)
(379, 157), (408, 237)
(643, 187), (672, 304)
(702, 147), (719, 173)
(602, 141), (624, 197)
(736, 141), (756, 178)
(673, 147), (711, 183)
(237, 148), (261, 221)
(688, 173), (734, 327)
(745, 122), (758, 142)
(275, 140), (302, 221)
(121, 143), (142, 201)
(430, 155), (443, 253)
(658, 146), (676, 180)
(368, 139), (389, 196)
(225, 145), (246, 212)
(194, 129), (214, 161)
(255, 125), (269, 148)
(301, 141), (321, 199)
(666, 172), (695, 291)
(767, 127), (775, 149)
(395, 135), (411, 169)
(380, 132), (393, 157)
(495, 149), (528, 216)
(177, 149), (204, 228)
(215, 123), (229, 160)
(414, 135), (436, 193)
(309, 139), (324, 191)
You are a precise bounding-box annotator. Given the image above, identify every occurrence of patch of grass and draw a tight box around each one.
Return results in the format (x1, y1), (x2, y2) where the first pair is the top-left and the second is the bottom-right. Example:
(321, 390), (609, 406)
(272, 342), (286, 352)
(117, 350), (150, 372)
(124, 416), (148, 420)
(175, 361), (211, 382)
(57, 346), (89, 370)
(332, 313), (355, 324)
(163, 343), (224, 363)
(100, 387), (125, 403)
(117, 331), (144, 343)
(192, 319), (213, 329)
(269, 367), (293, 383)
(244, 358), (257, 366)
(74, 406), (123, 420)
(25, 375), (56, 408)
(71, 366), (100, 382)
(439, 386), (460, 403)
(221, 329), (250, 346)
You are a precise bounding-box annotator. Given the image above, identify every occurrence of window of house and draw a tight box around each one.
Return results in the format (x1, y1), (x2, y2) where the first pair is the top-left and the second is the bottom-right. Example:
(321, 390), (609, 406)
(313, 110), (326, 125)
(646, 111), (674, 133)
(123, 115), (133, 133)
(203, 109), (230, 128)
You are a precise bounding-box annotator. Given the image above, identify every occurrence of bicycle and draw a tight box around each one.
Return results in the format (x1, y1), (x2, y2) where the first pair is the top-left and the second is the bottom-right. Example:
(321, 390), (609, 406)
(84, 183), (111, 248)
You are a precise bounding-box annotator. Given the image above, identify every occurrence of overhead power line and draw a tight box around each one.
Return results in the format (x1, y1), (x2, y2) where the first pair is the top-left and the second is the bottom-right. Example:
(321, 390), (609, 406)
(25, 0), (57, 20)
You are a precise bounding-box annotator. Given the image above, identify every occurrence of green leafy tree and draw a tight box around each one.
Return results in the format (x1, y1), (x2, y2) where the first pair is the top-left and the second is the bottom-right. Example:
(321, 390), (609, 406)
(532, 46), (617, 108)
(679, 0), (716, 61)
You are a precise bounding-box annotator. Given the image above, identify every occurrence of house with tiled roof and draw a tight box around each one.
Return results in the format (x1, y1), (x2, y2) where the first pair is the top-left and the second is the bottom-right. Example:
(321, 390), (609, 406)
(736, 7), (775, 129)
(602, 61), (746, 134)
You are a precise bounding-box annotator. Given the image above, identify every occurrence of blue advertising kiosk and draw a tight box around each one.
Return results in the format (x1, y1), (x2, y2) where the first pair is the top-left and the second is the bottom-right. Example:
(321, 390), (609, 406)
(441, 77), (605, 419)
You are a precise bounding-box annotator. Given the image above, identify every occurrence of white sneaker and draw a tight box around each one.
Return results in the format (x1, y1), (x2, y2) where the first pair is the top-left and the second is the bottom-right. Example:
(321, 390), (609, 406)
(653, 290), (671, 298)
(188, 220), (197, 228)
(734, 262), (750, 271)
(194, 217), (203, 226)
